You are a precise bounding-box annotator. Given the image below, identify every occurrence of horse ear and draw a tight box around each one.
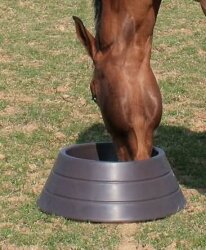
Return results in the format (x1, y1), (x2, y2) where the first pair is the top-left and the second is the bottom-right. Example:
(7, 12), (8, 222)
(195, 0), (206, 15)
(200, 0), (206, 15)
(73, 16), (97, 59)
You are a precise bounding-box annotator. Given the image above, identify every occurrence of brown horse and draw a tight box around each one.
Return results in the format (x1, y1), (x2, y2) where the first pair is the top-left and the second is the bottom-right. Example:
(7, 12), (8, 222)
(73, 0), (205, 161)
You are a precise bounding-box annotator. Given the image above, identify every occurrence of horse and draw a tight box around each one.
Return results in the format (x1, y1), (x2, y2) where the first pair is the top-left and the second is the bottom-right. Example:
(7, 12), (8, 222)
(73, 0), (206, 161)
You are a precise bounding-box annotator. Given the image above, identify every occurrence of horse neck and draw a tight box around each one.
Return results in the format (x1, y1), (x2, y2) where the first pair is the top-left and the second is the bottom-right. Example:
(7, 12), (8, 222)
(96, 0), (162, 52)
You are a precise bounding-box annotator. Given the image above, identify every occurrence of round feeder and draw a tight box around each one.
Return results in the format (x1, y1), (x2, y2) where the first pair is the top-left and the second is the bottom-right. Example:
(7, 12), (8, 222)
(37, 143), (186, 222)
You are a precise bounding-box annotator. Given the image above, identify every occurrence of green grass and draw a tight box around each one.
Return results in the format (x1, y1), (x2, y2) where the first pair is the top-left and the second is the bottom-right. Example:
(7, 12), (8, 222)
(0, 0), (206, 249)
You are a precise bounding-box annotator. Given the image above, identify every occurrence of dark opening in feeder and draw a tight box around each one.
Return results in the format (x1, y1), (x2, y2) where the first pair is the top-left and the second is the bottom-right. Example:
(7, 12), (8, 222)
(37, 143), (186, 222)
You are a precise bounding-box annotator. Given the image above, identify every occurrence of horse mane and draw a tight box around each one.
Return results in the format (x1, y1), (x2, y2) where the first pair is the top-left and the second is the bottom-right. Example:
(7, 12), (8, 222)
(93, 0), (102, 32)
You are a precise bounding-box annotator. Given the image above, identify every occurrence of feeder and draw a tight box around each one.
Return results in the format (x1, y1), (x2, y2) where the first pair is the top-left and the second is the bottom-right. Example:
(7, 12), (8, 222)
(37, 143), (186, 222)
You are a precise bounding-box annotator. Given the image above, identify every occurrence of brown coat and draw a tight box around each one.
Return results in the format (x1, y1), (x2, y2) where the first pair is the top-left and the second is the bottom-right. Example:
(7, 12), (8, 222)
(73, 0), (205, 161)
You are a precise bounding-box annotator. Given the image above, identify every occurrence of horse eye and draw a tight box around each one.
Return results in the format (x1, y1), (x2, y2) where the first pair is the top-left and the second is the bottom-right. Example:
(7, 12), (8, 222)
(92, 96), (97, 103)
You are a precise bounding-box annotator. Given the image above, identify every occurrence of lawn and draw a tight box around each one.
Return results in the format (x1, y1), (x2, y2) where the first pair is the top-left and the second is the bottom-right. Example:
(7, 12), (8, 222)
(0, 0), (205, 249)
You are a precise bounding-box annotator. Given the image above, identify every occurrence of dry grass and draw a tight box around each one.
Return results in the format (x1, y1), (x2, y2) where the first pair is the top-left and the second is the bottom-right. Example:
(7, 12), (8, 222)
(0, 0), (205, 249)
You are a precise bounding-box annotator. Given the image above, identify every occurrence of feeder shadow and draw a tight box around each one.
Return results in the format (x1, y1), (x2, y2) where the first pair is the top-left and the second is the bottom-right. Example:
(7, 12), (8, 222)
(76, 123), (206, 192)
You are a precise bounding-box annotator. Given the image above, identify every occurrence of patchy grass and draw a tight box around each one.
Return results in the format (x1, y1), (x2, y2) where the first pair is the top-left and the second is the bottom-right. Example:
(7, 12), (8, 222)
(0, 0), (205, 249)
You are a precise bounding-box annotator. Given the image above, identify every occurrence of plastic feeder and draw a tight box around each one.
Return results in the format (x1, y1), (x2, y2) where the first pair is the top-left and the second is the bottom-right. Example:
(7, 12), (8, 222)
(37, 143), (186, 222)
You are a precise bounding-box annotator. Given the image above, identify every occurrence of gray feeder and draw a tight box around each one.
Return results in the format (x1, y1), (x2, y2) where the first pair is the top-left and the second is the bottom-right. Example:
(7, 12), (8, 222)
(37, 143), (186, 222)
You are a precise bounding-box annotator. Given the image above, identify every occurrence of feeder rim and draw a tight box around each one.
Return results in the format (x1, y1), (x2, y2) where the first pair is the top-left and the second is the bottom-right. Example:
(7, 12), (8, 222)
(59, 143), (166, 165)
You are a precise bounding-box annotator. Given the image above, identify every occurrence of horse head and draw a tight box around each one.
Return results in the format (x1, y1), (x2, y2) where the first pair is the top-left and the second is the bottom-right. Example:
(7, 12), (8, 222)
(73, 13), (162, 161)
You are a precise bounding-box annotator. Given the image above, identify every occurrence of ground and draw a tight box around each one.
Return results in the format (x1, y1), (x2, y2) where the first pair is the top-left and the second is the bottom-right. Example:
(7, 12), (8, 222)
(0, 0), (205, 249)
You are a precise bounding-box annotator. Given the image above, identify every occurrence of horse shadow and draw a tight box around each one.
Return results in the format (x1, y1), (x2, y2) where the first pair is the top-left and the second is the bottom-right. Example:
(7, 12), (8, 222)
(76, 123), (206, 193)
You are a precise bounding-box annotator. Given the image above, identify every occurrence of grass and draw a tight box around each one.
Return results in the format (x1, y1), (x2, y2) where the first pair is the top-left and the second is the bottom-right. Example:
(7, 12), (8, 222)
(0, 0), (205, 249)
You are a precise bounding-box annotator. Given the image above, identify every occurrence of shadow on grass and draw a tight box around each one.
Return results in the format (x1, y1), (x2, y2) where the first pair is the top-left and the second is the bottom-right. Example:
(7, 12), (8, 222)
(76, 123), (206, 191)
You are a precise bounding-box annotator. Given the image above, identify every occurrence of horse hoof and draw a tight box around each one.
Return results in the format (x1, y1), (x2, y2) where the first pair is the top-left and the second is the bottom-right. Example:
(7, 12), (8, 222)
(37, 142), (186, 222)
